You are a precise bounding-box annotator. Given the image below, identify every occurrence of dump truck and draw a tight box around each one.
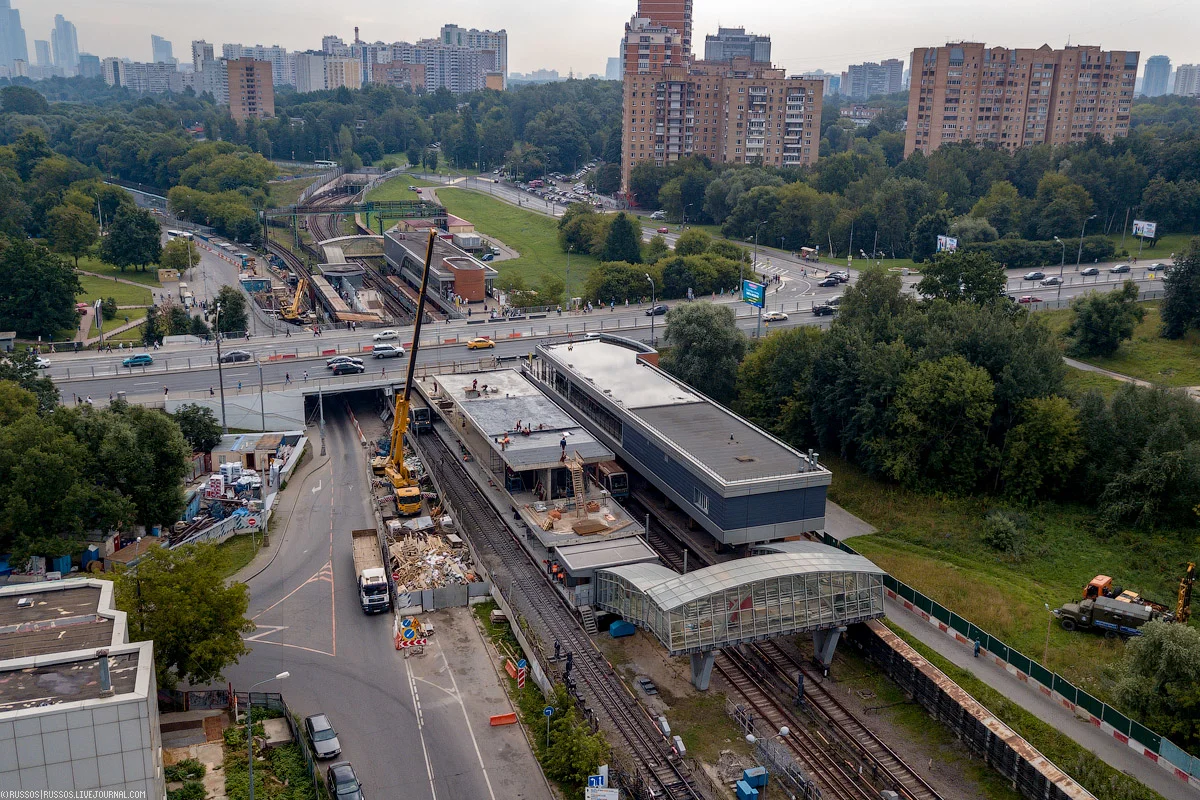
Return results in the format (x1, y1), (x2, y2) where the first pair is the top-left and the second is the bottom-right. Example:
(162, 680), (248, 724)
(1054, 595), (1173, 637)
(352, 528), (391, 614)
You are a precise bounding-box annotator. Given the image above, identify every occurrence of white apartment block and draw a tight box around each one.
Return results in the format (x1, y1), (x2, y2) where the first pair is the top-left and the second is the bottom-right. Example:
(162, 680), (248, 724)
(1175, 64), (1200, 96)
(222, 43), (294, 86)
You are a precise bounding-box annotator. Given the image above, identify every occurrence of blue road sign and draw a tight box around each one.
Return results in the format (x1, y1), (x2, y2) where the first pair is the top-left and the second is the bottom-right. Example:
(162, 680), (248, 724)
(588, 775), (606, 788)
(403, 627), (416, 640)
(518, 659), (527, 669)
(742, 279), (765, 309)
(543, 706), (554, 717)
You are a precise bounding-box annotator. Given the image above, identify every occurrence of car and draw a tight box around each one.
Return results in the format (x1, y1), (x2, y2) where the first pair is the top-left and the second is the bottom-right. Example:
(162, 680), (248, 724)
(408, 185), (418, 191)
(656, 227), (670, 234)
(331, 361), (366, 375)
(762, 310), (788, 321)
(826, 296), (844, 308)
(1017, 295), (1043, 304)
(1040, 276), (1062, 286)
(1023, 271), (1046, 281)
(645, 304), (669, 316)
(829, 270), (850, 283)
(122, 354), (154, 368)
(76, 302), (90, 314)
(218, 350), (252, 363)
(371, 344), (404, 359)
(327, 762), (364, 800)
(326, 355), (364, 369)
(466, 337), (495, 350)
(373, 329), (399, 341)
(817, 276), (840, 287)
(413, 188), (422, 194)
(811, 304), (835, 316)
(1080, 267), (1100, 276)
(1109, 263), (1131, 273)
(1148, 262), (1169, 272)
(35, 357), (50, 369)
(304, 715), (342, 759)
(481, 252), (495, 261)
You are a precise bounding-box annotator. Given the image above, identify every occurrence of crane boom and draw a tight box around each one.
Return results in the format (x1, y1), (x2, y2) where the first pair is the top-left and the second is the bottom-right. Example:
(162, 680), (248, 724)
(1178, 562), (1196, 625)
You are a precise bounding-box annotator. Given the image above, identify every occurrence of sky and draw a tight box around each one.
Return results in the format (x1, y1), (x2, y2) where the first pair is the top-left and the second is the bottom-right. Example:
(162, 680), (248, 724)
(19, 0), (1200, 77)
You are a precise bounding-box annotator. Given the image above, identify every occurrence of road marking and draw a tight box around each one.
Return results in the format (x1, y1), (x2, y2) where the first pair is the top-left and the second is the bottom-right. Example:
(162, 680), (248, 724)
(251, 560), (333, 620)
(134, 381), (157, 386)
(311, 480), (322, 494)
(405, 657), (438, 799)
(434, 637), (499, 800)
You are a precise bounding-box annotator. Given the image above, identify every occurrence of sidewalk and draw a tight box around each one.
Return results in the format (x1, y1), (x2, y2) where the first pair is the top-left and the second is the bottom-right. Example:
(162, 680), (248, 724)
(824, 509), (1197, 800)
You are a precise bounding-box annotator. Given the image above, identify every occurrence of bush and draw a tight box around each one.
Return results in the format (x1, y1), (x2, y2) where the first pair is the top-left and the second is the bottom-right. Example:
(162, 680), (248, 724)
(101, 297), (118, 321)
(981, 509), (1029, 556)
(165, 758), (207, 782)
(964, 235), (1115, 270)
(168, 781), (207, 800)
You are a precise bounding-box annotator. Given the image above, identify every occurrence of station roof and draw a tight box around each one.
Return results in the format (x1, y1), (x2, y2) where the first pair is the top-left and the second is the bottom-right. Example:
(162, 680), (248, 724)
(538, 339), (826, 486)
(554, 536), (659, 575)
(0, 584), (117, 660)
(385, 231), (499, 281)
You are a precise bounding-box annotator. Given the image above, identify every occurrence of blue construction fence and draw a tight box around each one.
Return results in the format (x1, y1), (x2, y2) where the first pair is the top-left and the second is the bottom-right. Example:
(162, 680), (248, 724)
(818, 532), (1200, 781)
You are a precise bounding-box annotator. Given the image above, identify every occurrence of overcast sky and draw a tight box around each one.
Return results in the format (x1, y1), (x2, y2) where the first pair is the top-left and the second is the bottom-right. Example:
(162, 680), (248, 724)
(21, 0), (1200, 77)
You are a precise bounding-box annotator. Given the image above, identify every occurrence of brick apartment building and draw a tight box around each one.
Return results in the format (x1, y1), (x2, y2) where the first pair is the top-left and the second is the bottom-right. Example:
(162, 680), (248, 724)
(620, 0), (823, 195)
(227, 57), (274, 122)
(906, 42), (1138, 156)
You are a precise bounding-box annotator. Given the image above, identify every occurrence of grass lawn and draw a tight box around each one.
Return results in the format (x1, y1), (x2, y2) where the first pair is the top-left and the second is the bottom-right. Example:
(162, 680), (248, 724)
(75, 254), (162, 286)
(267, 177), (315, 208)
(1044, 303), (1200, 387)
(1062, 366), (1126, 398)
(828, 455), (1196, 701)
(77, 275), (153, 306)
(210, 533), (261, 579)
(97, 308), (147, 334)
(1102, 231), (1194, 259)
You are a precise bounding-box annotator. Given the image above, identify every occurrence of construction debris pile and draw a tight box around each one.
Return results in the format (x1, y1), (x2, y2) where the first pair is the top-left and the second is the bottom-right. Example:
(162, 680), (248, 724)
(386, 515), (480, 593)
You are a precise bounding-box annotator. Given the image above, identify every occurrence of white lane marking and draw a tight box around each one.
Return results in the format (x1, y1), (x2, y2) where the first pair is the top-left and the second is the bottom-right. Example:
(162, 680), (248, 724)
(133, 381), (158, 386)
(311, 480), (323, 494)
(405, 657), (438, 799)
(434, 637), (498, 800)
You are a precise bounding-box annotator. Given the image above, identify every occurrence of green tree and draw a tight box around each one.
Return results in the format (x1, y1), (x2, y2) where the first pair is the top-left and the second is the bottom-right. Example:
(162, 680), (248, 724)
(1161, 237), (1200, 339)
(423, 148), (439, 173)
(1000, 396), (1083, 499)
(167, 305), (191, 336)
(100, 206), (162, 271)
(969, 180), (1025, 236)
(735, 326), (823, 443)
(1114, 621), (1200, 753)
(142, 305), (161, 347)
(0, 85), (50, 115)
(114, 543), (254, 689)
(0, 351), (59, 413)
(916, 250), (1006, 305)
(882, 355), (997, 491)
(643, 234), (669, 264)
(539, 275), (565, 308)
(1066, 281), (1145, 357)
(101, 297), (118, 321)
(46, 205), (99, 268)
(674, 229), (712, 257)
(160, 238), (199, 273)
(601, 212), (642, 264)
(406, 143), (423, 168)
(172, 404), (223, 453)
(908, 209), (953, 263)
(213, 286), (248, 334)
(0, 237), (82, 338)
(661, 303), (746, 404)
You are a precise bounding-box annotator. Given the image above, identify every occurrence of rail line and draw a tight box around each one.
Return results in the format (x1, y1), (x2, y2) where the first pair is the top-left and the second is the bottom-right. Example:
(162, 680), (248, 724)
(414, 427), (703, 800)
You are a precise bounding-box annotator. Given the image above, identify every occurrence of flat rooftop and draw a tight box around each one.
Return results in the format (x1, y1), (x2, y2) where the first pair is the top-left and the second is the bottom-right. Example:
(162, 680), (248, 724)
(385, 231), (499, 281)
(554, 536), (659, 576)
(539, 340), (824, 485)
(0, 651), (141, 712)
(0, 584), (116, 660)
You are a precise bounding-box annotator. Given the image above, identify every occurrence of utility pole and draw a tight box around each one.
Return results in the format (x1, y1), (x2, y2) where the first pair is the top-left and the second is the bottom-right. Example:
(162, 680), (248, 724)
(215, 303), (228, 433)
(318, 384), (326, 456)
(258, 362), (266, 432)
(1075, 214), (1097, 268)
(645, 273), (657, 346)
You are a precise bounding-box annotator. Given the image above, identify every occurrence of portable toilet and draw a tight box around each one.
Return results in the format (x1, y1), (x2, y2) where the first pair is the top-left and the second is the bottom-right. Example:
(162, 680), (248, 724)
(735, 779), (759, 800)
(742, 766), (768, 788)
(50, 554), (71, 575)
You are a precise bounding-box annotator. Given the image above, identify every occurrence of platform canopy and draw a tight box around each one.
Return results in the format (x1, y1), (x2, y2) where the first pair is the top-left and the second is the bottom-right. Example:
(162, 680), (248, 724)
(594, 549), (885, 655)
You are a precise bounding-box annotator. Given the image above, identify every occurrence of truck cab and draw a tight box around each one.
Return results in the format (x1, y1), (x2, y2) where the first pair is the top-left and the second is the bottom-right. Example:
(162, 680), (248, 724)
(358, 567), (391, 614)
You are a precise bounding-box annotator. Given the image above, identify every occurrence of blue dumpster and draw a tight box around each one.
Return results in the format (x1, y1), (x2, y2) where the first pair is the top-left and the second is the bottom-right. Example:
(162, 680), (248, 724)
(609, 620), (636, 638)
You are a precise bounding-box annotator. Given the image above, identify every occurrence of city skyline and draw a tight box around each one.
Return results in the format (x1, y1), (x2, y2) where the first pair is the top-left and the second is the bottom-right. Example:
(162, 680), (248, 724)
(15, 0), (1200, 78)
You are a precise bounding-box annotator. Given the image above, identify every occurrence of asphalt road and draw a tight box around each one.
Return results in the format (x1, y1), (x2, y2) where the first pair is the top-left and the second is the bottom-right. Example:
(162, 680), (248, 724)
(224, 413), (501, 800)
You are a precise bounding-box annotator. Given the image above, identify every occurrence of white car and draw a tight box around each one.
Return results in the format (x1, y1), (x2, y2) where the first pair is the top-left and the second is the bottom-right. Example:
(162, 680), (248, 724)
(373, 329), (399, 341)
(35, 357), (51, 369)
(762, 311), (789, 322)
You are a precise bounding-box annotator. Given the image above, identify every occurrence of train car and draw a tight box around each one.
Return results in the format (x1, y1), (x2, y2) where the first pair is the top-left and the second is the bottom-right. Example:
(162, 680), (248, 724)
(590, 460), (629, 500)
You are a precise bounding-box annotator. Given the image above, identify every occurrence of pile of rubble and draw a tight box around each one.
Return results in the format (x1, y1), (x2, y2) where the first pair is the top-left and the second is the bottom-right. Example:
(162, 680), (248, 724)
(386, 515), (480, 592)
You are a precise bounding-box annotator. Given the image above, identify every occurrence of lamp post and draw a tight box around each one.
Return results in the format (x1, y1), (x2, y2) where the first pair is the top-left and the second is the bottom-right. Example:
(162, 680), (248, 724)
(257, 361), (266, 432)
(645, 273), (656, 346)
(752, 220), (767, 290)
(246, 672), (289, 800)
(214, 303), (228, 433)
(683, 203), (694, 231)
(1054, 236), (1067, 302)
(566, 245), (574, 308)
(1075, 214), (1098, 268)
(1043, 603), (1054, 666)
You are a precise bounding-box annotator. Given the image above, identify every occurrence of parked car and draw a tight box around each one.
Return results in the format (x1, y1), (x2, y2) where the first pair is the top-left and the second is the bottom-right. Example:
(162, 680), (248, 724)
(304, 715), (342, 759)
(1040, 276), (1062, 286)
(645, 304), (669, 316)
(326, 762), (364, 800)
(373, 329), (399, 341)
(762, 310), (788, 321)
(122, 354), (154, 368)
(656, 227), (670, 234)
(466, 337), (495, 350)
(650, 211), (666, 220)
(372, 344), (404, 359)
(326, 356), (364, 369)
(811, 303), (835, 316)
(481, 253), (495, 262)
(218, 349), (252, 363)
(1109, 263), (1131, 273)
(75, 302), (90, 314)
(1023, 271), (1046, 281)
(1080, 267), (1100, 276)
(829, 271), (850, 283)
(817, 276), (840, 287)
(1017, 295), (1043, 304)
(331, 361), (365, 375)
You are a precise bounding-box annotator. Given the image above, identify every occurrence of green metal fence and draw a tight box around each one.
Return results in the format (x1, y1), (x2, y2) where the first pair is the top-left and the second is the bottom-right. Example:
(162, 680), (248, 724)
(820, 533), (1200, 780)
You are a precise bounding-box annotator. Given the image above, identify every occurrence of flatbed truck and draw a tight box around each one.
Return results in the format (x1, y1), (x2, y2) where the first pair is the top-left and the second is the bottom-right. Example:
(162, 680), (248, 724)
(352, 528), (391, 614)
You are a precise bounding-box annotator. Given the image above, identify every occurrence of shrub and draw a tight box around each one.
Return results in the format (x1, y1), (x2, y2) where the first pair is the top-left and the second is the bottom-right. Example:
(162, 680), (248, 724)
(981, 509), (1029, 556)
(165, 758), (206, 782)
(168, 781), (207, 800)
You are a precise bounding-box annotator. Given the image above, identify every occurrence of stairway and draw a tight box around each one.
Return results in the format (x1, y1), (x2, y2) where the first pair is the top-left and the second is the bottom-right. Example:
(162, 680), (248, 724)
(568, 458), (586, 517)
(579, 605), (599, 636)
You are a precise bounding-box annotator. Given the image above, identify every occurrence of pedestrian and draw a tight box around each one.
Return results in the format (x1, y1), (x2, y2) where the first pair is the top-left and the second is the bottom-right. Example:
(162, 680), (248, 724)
(237, 380), (242, 391)
(108, 393), (113, 402)
(163, 386), (169, 399)
(284, 372), (291, 385)
(210, 386), (215, 396)
(303, 370), (308, 382)
(973, 640), (981, 658)
(86, 395), (93, 405)
(381, 366), (386, 377)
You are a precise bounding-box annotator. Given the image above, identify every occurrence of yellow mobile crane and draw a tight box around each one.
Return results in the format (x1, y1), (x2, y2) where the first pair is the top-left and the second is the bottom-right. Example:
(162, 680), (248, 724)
(1178, 562), (1196, 625)
(280, 277), (313, 324)
(383, 230), (438, 516)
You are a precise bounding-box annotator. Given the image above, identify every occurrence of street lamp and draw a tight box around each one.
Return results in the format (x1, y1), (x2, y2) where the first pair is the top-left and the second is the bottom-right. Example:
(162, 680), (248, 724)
(683, 203), (694, 231)
(566, 245), (574, 308)
(214, 303), (228, 434)
(1075, 214), (1098, 268)
(750, 221), (767, 294)
(1043, 603), (1054, 666)
(257, 361), (266, 432)
(247, 672), (289, 800)
(1054, 236), (1067, 302)
(645, 273), (656, 346)
(745, 726), (789, 745)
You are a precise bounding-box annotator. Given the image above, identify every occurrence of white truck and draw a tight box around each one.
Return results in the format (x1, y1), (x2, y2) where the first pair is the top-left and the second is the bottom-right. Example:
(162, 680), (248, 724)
(352, 528), (391, 614)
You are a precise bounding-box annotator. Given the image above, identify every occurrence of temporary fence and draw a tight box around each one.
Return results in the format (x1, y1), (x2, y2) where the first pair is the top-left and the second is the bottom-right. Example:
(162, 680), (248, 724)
(235, 691), (328, 800)
(818, 532), (1200, 788)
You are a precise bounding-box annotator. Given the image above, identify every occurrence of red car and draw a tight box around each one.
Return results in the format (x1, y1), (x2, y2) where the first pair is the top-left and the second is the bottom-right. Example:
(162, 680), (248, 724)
(1017, 295), (1043, 304)
(657, 226), (669, 234)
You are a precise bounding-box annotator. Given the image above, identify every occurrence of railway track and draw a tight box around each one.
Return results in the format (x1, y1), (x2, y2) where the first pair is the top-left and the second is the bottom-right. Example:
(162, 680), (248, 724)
(414, 428), (703, 800)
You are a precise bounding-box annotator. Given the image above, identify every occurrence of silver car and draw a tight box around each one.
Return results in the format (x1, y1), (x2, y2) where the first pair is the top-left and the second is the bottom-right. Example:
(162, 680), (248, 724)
(304, 714), (342, 759)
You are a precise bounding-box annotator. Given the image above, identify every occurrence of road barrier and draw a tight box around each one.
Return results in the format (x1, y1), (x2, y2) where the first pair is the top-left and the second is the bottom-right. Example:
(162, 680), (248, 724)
(488, 713), (518, 726)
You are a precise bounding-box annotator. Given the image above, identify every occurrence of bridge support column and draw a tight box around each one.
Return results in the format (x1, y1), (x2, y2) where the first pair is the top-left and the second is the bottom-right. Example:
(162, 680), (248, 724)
(812, 626), (846, 670)
(690, 650), (715, 690)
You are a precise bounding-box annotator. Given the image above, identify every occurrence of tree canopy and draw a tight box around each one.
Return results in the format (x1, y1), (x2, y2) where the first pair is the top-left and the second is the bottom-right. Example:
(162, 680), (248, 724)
(660, 303), (746, 404)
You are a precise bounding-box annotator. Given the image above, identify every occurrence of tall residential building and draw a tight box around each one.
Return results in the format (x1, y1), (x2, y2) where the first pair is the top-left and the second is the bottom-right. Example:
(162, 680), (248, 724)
(906, 42), (1138, 157)
(50, 13), (78, 75)
(33, 38), (48, 67)
(410, 42), (485, 93)
(636, 0), (693, 58)
(799, 70), (839, 96)
(606, 57), (621, 80)
(226, 57), (274, 121)
(150, 34), (173, 64)
(101, 56), (123, 86)
(375, 60), (425, 91)
(322, 35), (350, 56)
(324, 55), (362, 90)
(841, 58), (904, 99)
(703, 27), (770, 64)
(191, 40), (214, 73)
(1141, 55), (1171, 97)
(439, 24), (507, 87)
(77, 52), (100, 78)
(105, 60), (182, 93)
(1175, 64), (1200, 97)
(197, 58), (228, 104)
(0, 0), (28, 72)
(222, 43), (294, 86)
(294, 51), (326, 93)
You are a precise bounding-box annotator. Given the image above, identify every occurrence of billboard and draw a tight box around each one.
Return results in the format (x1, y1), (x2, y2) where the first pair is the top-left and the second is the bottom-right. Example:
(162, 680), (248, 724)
(1132, 220), (1157, 239)
(742, 280), (765, 309)
(936, 235), (958, 253)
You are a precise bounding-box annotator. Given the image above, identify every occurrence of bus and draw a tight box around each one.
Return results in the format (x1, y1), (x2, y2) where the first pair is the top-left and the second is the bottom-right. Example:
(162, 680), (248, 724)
(315, 159), (338, 168)
(591, 461), (629, 500)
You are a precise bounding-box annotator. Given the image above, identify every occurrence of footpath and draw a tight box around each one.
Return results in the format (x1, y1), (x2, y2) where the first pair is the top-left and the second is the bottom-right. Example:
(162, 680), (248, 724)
(826, 506), (1197, 800)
